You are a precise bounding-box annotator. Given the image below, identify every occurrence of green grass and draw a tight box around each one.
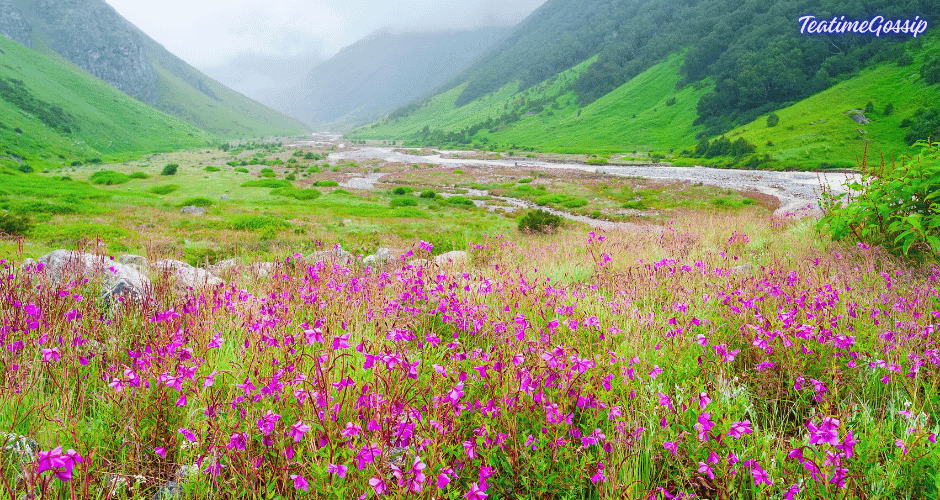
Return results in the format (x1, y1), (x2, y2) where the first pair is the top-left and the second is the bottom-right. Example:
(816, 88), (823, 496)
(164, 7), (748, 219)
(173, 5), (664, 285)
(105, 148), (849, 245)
(89, 170), (131, 185)
(148, 184), (181, 195)
(0, 37), (210, 170)
(241, 180), (293, 189)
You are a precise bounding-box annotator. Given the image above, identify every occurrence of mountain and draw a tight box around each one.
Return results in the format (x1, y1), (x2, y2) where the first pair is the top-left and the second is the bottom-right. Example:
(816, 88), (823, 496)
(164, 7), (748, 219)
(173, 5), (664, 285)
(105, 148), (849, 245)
(199, 51), (324, 112)
(353, 0), (940, 168)
(0, 35), (210, 170)
(281, 27), (510, 131)
(1, 0), (308, 138)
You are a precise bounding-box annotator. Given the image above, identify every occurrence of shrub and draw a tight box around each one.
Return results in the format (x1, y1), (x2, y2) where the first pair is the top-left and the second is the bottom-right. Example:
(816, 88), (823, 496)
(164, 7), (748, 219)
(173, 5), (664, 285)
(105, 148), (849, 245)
(148, 184), (180, 195)
(819, 141), (940, 255)
(392, 186), (413, 195)
(587, 158), (608, 165)
(161, 163), (178, 175)
(445, 196), (474, 206)
(89, 170), (131, 185)
(204, 166), (221, 172)
(904, 107), (940, 145)
(129, 171), (149, 179)
(420, 190), (436, 198)
(884, 102), (895, 116)
(562, 198), (589, 209)
(666, 96), (677, 106)
(0, 212), (32, 236)
(241, 180), (292, 188)
(70, 160), (83, 166)
(260, 168), (276, 178)
(18, 164), (33, 174)
(518, 178), (533, 184)
(314, 180), (339, 187)
(230, 215), (289, 232)
(864, 101), (874, 114)
(390, 197), (418, 207)
(452, 169), (464, 174)
(518, 209), (561, 234)
(178, 197), (213, 207)
(766, 113), (780, 127)
(270, 187), (321, 201)
(235, 167), (249, 173)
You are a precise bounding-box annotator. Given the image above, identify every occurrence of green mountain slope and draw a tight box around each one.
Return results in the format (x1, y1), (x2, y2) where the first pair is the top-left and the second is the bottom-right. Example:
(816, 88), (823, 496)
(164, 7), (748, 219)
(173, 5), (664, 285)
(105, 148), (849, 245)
(5, 0), (308, 138)
(354, 52), (712, 153)
(0, 35), (209, 170)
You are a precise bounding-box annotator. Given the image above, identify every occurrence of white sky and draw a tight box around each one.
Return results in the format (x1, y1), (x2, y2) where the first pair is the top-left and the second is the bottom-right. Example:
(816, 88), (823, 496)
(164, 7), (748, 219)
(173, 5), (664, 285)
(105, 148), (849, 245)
(104, 0), (546, 68)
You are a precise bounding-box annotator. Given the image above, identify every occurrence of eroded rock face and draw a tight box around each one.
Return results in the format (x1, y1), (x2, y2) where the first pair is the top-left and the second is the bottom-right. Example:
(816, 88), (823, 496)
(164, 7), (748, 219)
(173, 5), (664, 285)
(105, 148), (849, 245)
(0, 0), (32, 48)
(37, 250), (151, 299)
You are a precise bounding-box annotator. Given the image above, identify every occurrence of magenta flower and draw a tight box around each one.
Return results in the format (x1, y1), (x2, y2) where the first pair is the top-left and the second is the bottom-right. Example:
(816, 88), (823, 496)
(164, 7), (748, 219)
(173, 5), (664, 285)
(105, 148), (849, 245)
(698, 462), (715, 480)
(369, 476), (387, 495)
(289, 420), (311, 442)
(154, 447), (166, 458)
(590, 462), (606, 484)
(332, 333), (351, 350)
(41, 348), (61, 363)
(728, 420), (753, 439)
(36, 446), (82, 482)
(465, 482), (488, 500)
(808, 418), (840, 446)
(750, 462), (773, 486)
(227, 433), (247, 451)
(649, 365), (663, 379)
(257, 410), (281, 436)
(663, 441), (679, 456)
(290, 474), (309, 491)
(327, 463), (348, 478)
(437, 472), (451, 489)
(178, 428), (197, 442)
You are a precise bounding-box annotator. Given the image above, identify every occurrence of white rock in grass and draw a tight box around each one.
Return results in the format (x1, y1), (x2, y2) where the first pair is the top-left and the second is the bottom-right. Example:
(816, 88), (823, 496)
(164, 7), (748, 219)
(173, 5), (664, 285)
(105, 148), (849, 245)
(362, 247), (393, 266)
(433, 250), (469, 265)
(38, 250), (151, 299)
(153, 259), (223, 291)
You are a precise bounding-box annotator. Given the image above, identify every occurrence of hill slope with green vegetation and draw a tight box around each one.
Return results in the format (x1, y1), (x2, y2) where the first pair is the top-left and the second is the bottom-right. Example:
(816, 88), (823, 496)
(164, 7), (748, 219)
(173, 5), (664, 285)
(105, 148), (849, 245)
(0, 35), (210, 171)
(3, 0), (308, 139)
(356, 0), (940, 166)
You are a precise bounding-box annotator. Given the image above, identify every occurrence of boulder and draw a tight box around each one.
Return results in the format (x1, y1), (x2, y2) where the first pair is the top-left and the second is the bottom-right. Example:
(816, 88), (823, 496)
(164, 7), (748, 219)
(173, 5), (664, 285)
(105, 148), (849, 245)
(221, 194), (230, 200)
(207, 257), (243, 275)
(407, 258), (429, 267)
(433, 250), (469, 266)
(362, 247), (393, 266)
(38, 250), (151, 300)
(250, 262), (276, 278)
(180, 206), (205, 216)
(153, 259), (223, 291)
(848, 110), (870, 124)
(118, 254), (150, 274)
(306, 246), (353, 264)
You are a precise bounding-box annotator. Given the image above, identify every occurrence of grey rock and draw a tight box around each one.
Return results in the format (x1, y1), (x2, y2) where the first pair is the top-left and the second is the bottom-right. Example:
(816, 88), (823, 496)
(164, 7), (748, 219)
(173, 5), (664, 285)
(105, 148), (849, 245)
(220, 194), (229, 200)
(362, 247), (393, 266)
(151, 481), (181, 500)
(250, 262), (276, 277)
(37, 250), (151, 299)
(153, 259), (223, 291)
(732, 263), (756, 274)
(207, 257), (243, 274)
(0, 0), (32, 48)
(407, 258), (429, 267)
(118, 254), (149, 267)
(180, 206), (206, 216)
(306, 246), (353, 264)
(848, 110), (870, 124)
(433, 250), (469, 266)
(0, 432), (39, 463)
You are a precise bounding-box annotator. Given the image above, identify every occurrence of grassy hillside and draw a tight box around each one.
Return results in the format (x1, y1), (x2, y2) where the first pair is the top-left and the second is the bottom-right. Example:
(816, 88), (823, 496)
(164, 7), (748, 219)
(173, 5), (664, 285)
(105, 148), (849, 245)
(0, 35), (209, 170)
(353, 52), (711, 154)
(725, 52), (940, 169)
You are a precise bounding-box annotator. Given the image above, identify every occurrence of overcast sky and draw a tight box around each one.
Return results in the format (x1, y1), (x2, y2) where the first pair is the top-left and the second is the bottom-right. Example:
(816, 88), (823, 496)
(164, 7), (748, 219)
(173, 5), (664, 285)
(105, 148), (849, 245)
(104, 0), (545, 69)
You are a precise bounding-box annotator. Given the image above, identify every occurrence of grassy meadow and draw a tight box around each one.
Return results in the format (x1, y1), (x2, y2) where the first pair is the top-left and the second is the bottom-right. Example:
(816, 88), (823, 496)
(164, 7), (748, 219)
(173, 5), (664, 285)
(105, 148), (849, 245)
(0, 139), (938, 499)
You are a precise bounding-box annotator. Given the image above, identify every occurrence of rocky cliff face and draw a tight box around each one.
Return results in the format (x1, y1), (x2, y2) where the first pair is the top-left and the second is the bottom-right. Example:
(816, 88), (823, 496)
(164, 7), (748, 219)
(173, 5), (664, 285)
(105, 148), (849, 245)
(0, 0), (32, 48)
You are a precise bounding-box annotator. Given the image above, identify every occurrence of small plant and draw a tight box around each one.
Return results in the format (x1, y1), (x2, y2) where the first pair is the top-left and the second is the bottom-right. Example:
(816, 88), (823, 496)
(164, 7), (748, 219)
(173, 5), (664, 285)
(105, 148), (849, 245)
(587, 158), (608, 165)
(148, 184), (180, 195)
(314, 180), (339, 187)
(161, 163), (179, 175)
(204, 166), (221, 172)
(392, 186), (413, 195)
(18, 164), (33, 174)
(270, 187), (321, 201)
(666, 96), (677, 106)
(865, 101), (875, 114)
(89, 170), (131, 185)
(419, 190), (436, 198)
(260, 168), (276, 178)
(884, 102), (895, 116)
(390, 197), (418, 207)
(766, 113), (780, 127)
(129, 171), (149, 179)
(518, 209), (561, 234)
(0, 212), (32, 236)
(235, 167), (249, 173)
(241, 180), (292, 188)
(178, 197), (213, 207)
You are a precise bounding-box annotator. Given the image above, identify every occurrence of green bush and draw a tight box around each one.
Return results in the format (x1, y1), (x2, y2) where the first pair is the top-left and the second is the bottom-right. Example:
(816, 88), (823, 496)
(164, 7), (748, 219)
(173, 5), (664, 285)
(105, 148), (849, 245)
(392, 186), (414, 195)
(161, 163), (179, 176)
(230, 215), (289, 232)
(518, 209), (562, 234)
(129, 171), (149, 179)
(314, 180), (339, 187)
(89, 170), (131, 185)
(587, 158), (608, 165)
(270, 187), (321, 201)
(884, 102), (895, 116)
(766, 113), (780, 127)
(452, 169), (464, 174)
(445, 196), (474, 206)
(420, 190), (436, 198)
(260, 168), (276, 178)
(241, 180), (292, 188)
(148, 184), (180, 195)
(390, 197), (418, 207)
(622, 200), (645, 210)
(0, 213), (32, 236)
(562, 198), (589, 209)
(178, 197), (213, 207)
(18, 164), (33, 174)
(518, 178), (533, 183)
(204, 166), (221, 172)
(235, 167), (249, 173)
(819, 141), (940, 256)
